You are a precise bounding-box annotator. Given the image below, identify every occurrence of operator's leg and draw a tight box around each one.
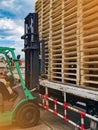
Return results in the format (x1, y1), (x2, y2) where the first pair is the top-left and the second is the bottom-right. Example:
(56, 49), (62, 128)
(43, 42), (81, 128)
(0, 82), (11, 100)
(0, 93), (3, 112)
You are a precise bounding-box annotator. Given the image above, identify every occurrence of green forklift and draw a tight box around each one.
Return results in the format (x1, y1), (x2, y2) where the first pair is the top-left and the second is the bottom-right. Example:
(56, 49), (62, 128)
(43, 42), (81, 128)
(0, 47), (40, 128)
(0, 13), (44, 128)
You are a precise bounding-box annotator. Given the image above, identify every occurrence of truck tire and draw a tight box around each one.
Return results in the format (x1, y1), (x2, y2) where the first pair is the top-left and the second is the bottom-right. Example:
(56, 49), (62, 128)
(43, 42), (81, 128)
(16, 102), (40, 128)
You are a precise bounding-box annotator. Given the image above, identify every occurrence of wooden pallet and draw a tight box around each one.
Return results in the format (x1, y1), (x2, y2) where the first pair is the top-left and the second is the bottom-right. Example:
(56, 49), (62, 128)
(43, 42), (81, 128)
(63, 0), (78, 85)
(36, 0), (51, 79)
(51, 0), (62, 82)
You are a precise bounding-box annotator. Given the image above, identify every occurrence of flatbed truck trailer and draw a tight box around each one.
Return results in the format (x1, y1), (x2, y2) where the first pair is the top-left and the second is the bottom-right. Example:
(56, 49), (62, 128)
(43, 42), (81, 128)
(22, 12), (98, 130)
(22, 0), (98, 128)
(35, 1), (98, 129)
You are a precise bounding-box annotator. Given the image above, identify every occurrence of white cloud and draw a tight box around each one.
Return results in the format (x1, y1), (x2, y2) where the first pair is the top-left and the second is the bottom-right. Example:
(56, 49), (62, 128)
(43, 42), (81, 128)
(0, 0), (14, 9)
(0, 0), (36, 18)
(0, 0), (20, 16)
(0, 18), (23, 34)
(0, 0), (37, 57)
(0, 18), (24, 56)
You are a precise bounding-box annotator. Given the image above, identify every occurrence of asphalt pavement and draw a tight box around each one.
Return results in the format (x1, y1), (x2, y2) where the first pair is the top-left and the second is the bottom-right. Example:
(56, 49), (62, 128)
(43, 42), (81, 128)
(0, 108), (73, 130)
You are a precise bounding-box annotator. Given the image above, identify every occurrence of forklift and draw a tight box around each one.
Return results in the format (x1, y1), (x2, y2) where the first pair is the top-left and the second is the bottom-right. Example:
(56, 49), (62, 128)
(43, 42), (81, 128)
(0, 47), (40, 128)
(0, 13), (44, 128)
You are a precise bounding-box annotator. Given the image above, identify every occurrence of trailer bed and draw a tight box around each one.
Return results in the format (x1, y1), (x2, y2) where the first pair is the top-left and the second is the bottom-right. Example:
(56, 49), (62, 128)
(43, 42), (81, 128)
(40, 79), (98, 101)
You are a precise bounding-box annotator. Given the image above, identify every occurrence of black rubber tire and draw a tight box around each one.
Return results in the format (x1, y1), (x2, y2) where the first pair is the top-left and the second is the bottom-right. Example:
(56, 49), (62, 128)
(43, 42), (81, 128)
(16, 102), (40, 128)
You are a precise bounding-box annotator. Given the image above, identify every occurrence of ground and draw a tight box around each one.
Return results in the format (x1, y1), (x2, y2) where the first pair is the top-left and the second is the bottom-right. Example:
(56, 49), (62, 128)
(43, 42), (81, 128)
(0, 108), (74, 130)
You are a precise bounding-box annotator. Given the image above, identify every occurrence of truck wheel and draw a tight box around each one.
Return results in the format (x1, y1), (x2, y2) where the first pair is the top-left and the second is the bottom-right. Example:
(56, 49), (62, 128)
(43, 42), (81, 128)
(16, 102), (40, 128)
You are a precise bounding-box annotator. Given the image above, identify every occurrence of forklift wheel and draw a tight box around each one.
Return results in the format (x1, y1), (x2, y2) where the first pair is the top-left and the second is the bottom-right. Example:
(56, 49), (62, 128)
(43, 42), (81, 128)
(16, 102), (40, 128)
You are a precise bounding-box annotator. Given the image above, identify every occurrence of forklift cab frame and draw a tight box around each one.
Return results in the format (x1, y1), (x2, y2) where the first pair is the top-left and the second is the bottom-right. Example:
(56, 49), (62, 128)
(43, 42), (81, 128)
(0, 47), (40, 127)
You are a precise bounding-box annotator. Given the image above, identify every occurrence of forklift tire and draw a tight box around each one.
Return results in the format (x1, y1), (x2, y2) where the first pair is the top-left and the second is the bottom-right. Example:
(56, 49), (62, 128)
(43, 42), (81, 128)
(16, 102), (40, 128)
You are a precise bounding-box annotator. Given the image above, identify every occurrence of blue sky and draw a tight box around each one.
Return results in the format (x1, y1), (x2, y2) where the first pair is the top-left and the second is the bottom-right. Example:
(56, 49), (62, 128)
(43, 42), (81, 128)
(0, 0), (36, 57)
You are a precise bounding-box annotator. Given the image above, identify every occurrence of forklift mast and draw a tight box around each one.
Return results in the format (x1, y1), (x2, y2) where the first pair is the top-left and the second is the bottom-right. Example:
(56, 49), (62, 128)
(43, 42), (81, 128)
(22, 13), (39, 90)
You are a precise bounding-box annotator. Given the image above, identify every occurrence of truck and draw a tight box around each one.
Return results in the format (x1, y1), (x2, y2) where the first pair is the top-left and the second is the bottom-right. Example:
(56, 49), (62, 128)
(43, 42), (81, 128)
(1, 1), (98, 130)
(21, 0), (98, 129)
(21, 10), (98, 130)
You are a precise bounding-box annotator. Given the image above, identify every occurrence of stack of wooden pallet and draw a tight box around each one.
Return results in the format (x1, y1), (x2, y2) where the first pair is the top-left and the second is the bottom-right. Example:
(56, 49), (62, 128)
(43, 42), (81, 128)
(63, 0), (78, 85)
(80, 0), (98, 88)
(51, 0), (62, 81)
(35, 0), (98, 89)
(36, 0), (50, 78)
